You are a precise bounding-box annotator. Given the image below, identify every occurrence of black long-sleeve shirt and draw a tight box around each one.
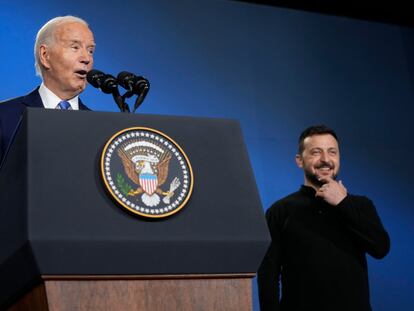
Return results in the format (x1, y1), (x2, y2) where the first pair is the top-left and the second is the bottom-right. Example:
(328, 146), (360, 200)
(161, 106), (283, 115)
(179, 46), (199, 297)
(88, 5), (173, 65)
(257, 185), (390, 311)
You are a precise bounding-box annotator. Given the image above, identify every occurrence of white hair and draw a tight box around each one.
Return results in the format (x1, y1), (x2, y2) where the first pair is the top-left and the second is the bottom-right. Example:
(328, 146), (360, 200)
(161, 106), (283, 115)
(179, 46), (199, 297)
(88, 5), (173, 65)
(34, 15), (89, 78)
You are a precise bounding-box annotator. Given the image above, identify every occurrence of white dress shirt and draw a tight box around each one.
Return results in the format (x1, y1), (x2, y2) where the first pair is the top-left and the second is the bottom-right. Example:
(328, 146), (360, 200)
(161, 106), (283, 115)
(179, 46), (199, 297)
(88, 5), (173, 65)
(38, 83), (80, 110)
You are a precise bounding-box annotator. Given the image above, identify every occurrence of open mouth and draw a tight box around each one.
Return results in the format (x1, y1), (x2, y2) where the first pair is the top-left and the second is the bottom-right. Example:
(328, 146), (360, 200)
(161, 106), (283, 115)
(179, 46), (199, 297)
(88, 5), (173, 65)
(75, 70), (87, 78)
(315, 164), (334, 173)
(317, 166), (332, 170)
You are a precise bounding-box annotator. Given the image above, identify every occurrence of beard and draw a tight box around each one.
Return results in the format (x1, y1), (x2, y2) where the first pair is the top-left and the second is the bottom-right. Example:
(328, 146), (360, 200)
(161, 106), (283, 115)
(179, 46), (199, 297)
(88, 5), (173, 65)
(303, 161), (338, 187)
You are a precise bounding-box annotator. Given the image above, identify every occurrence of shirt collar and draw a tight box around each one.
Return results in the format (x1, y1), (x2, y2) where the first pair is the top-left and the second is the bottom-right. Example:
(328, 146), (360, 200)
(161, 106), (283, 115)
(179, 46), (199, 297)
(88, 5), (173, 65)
(300, 185), (317, 197)
(299, 185), (332, 207)
(38, 83), (80, 110)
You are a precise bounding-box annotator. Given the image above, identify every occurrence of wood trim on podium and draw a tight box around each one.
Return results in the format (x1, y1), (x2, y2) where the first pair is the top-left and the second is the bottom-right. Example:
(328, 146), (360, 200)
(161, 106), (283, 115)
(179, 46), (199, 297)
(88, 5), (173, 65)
(8, 274), (255, 311)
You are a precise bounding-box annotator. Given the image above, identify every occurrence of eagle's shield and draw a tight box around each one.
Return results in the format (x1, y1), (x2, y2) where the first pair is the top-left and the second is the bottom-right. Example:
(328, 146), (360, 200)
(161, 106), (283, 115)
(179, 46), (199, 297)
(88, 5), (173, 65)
(139, 173), (158, 195)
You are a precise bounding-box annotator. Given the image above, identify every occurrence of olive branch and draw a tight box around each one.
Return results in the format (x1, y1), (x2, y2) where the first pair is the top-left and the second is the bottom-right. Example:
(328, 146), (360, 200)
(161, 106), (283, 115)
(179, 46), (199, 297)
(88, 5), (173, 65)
(116, 173), (133, 196)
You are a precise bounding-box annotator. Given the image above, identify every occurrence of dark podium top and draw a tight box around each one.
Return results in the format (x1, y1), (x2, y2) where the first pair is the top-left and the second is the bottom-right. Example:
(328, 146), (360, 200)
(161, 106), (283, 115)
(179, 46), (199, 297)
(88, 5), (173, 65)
(0, 108), (270, 307)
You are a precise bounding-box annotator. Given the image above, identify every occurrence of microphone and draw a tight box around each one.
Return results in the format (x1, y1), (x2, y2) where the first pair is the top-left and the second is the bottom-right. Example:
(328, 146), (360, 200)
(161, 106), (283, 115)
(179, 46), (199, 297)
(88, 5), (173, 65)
(117, 71), (149, 94)
(117, 71), (150, 112)
(87, 69), (117, 94)
(87, 69), (129, 112)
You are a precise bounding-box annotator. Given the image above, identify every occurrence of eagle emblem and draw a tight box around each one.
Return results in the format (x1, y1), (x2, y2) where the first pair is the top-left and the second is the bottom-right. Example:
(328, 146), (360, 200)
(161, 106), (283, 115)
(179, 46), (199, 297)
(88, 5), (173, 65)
(118, 141), (180, 207)
(101, 127), (193, 218)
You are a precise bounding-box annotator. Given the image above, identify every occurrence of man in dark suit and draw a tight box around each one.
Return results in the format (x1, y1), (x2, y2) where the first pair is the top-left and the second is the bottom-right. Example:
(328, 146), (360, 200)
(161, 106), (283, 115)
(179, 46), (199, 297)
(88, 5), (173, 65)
(0, 15), (95, 161)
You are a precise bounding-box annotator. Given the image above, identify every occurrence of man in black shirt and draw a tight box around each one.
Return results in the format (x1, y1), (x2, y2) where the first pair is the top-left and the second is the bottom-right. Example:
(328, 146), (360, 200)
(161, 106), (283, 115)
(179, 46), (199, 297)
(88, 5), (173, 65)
(257, 125), (390, 311)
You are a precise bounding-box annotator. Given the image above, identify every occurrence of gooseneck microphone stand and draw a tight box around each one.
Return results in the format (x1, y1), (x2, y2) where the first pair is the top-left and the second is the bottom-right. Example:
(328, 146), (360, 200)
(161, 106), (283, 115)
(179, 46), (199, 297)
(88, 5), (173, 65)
(86, 69), (150, 113)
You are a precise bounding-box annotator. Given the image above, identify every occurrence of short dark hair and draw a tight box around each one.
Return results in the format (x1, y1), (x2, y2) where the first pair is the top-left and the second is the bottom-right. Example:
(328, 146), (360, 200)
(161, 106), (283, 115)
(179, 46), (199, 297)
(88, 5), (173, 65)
(298, 125), (339, 154)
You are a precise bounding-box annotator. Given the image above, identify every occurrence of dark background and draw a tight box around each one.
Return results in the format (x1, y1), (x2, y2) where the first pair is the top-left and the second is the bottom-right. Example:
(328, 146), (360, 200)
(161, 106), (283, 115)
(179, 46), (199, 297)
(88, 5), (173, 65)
(1, 0), (413, 309)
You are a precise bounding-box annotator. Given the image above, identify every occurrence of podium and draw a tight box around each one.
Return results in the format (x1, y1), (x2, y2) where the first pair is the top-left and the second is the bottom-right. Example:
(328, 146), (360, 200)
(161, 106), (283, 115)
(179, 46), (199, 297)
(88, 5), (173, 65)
(0, 108), (270, 310)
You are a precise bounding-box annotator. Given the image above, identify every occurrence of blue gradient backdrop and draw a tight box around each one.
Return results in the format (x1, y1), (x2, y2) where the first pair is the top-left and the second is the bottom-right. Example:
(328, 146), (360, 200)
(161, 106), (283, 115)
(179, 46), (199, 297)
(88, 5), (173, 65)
(1, 0), (413, 309)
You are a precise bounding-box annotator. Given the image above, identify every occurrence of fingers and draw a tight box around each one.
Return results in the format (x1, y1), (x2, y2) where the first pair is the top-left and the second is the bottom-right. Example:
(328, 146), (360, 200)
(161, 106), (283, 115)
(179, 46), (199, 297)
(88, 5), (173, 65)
(316, 179), (348, 205)
(315, 183), (328, 197)
(315, 189), (323, 198)
(318, 176), (333, 184)
(319, 183), (328, 190)
(338, 180), (347, 192)
(319, 177), (344, 187)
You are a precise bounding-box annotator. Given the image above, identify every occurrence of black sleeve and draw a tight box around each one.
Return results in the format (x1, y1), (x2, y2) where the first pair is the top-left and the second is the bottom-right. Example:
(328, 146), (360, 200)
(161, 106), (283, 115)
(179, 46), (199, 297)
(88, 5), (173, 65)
(257, 206), (282, 311)
(336, 195), (390, 259)
(0, 120), (3, 163)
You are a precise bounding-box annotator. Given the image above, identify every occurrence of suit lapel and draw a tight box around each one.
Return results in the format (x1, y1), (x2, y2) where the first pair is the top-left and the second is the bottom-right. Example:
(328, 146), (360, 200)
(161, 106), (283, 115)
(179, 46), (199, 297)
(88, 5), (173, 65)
(23, 87), (44, 108)
(79, 98), (90, 111)
(22, 87), (91, 110)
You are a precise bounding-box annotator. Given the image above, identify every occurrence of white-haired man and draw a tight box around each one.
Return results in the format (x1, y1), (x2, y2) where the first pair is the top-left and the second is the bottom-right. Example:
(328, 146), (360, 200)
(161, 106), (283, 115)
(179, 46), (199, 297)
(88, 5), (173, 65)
(0, 15), (95, 161)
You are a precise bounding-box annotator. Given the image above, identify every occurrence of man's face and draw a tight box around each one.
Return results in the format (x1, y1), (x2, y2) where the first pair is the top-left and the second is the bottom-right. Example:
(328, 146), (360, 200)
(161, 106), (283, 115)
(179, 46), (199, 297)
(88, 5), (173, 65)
(40, 22), (95, 99)
(296, 134), (340, 187)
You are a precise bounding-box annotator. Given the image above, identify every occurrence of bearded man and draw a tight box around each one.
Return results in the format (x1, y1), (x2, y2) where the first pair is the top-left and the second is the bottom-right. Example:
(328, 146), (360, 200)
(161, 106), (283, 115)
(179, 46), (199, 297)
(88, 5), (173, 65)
(257, 125), (390, 311)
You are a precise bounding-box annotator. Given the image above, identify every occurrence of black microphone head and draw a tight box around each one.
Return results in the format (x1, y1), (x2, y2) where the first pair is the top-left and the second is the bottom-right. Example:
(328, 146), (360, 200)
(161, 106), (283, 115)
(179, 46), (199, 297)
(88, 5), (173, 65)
(86, 69), (105, 88)
(117, 71), (150, 95)
(100, 74), (118, 94)
(133, 77), (150, 94)
(117, 71), (136, 91)
(87, 69), (125, 112)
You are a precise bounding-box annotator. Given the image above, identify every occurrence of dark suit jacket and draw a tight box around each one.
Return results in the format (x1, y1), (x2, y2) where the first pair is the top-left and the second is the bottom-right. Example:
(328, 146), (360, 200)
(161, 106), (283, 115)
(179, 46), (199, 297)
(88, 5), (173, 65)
(0, 87), (90, 162)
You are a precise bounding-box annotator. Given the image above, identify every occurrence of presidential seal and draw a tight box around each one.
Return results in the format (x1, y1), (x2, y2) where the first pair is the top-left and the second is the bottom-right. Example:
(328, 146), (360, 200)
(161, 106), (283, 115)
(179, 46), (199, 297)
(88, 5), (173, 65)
(101, 127), (194, 218)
